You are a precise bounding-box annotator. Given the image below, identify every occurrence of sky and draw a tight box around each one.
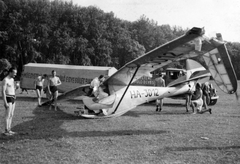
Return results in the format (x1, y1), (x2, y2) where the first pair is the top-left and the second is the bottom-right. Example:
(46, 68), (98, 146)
(65, 0), (240, 42)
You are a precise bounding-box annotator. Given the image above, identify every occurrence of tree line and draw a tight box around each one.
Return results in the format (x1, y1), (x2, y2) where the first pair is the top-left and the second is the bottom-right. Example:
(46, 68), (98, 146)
(0, 0), (240, 79)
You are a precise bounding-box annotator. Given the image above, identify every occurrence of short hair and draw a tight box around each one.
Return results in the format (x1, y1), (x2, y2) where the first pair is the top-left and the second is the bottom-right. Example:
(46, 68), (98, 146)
(43, 74), (47, 77)
(99, 75), (104, 79)
(8, 67), (17, 73)
(196, 83), (201, 88)
(52, 70), (56, 74)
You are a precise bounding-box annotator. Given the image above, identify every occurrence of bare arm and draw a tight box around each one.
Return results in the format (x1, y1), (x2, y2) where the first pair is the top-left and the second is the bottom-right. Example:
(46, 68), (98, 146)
(2, 79), (8, 108)
(57, 77), (62, 86)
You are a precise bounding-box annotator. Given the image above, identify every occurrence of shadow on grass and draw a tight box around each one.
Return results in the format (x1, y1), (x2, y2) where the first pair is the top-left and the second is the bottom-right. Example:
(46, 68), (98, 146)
(0, 106), (169, 143)
(123, 110), (190, 118)
(164, 145), (240, 151)
(143, 102), (185, 107)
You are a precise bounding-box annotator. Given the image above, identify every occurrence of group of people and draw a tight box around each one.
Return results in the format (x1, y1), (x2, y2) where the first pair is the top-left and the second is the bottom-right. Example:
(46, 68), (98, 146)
(34, 70), (62, 110)
(153, 72), (214, 115)
(1, 68), (62, 136)
(1, 66), (215, 136)
(186, 82), (213, 114)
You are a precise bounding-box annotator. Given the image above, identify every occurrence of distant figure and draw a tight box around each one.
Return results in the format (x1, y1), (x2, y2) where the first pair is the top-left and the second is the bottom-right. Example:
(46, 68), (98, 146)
(1, 67), (18, 136)
(20, 88), (28, 94)
(154, 73), (165, 112)
(19, 77), (28, 94)
(34, 75), (45, 107)
(48, 70), (62, 110)
(190, 83), (203, 114)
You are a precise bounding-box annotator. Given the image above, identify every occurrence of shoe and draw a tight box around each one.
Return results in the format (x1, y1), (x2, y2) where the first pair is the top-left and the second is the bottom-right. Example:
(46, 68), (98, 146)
(8, 130), (17, 135)
(156, 107), (159, 112)
(209, 108), (212, 114)
(102, 109), (108, 116)
(38, 105), (42, 107)
(2, 131), (13, 136)
(158, 108), (162, 112)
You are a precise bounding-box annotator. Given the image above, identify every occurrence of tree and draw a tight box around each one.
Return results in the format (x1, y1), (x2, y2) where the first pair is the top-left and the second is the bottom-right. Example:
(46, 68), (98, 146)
(0, 58), (11, 74)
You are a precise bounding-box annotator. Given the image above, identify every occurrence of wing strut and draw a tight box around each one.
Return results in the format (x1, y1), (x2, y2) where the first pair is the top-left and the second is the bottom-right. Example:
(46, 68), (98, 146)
(112, 66), (140, 114)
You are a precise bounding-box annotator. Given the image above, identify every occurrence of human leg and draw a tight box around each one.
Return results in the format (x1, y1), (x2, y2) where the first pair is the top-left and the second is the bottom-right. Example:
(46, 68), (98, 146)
(156, 99), (161, 112)
(202, 95), (208, 110)
(53, 90), (58, 110)
(191, 101), (197, 114)
(4, 102), (16, 135)
(159, 98), (163, 111)
(8, 103), (16, 133)
(36, 89), (42, 106)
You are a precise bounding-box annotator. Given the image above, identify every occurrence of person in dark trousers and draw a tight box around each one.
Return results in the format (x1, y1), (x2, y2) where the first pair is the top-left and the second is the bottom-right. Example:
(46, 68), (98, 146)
(154, 73), (165, 112)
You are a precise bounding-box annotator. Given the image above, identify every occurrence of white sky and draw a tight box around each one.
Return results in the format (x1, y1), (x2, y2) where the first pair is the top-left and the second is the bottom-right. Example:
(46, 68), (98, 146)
(66, 0), (240, 42)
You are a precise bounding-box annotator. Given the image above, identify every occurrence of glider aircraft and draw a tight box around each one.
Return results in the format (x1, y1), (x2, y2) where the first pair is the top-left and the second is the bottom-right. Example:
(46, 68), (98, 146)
(55, 27), (238, 118)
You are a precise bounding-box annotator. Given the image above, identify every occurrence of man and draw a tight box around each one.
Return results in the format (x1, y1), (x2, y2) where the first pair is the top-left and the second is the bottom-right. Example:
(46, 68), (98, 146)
(89, 75), (105, 99)
(48, 70), (62, 110)
(154, 73), (165, 112)
(2, 67), (17, 136)
(88, 75), (108, 115)
(190, 83), (203, 114)
(34, 75), (45, 107)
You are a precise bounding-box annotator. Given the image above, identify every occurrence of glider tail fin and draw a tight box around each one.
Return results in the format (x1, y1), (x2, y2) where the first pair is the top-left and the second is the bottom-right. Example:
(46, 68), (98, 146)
(202, 43), (238, 94)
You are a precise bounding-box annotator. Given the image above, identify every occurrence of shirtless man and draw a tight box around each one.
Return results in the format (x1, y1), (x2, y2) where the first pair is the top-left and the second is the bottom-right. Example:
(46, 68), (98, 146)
(34, 75), (45, 107)
(48, 70), (61, 110)
(1, 67), (17, 136)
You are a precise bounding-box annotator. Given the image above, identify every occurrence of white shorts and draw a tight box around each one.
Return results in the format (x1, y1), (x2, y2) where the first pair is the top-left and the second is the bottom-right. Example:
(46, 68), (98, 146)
(191, 98), (203, 111)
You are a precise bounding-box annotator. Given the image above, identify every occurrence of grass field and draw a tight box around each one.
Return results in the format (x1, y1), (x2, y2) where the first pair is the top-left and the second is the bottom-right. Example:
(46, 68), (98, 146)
(0, 81), (240, 164)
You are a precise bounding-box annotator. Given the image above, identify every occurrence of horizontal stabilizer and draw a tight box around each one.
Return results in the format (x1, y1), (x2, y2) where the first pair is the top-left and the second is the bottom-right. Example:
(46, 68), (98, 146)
(82, 94), (116, 111)
(57, 84), (90, 101)
(202, 44), (237, 94)
(42, 84), (90, 106)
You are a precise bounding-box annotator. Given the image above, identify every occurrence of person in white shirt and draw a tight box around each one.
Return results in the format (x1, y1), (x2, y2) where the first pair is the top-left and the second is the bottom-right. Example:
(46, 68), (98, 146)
(89, 75), (107, 99)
